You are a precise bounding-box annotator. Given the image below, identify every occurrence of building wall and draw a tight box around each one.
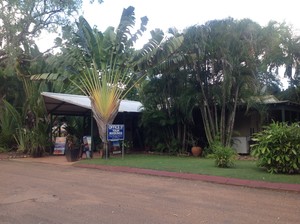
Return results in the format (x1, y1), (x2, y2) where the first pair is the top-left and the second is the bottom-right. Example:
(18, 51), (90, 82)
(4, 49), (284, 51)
(233, 110), (261, 137)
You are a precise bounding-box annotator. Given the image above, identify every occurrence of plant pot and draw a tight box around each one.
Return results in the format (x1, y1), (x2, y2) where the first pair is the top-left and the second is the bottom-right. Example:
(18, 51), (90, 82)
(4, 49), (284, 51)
(191, 146), (202, 157)
(65, 147), (80, 162)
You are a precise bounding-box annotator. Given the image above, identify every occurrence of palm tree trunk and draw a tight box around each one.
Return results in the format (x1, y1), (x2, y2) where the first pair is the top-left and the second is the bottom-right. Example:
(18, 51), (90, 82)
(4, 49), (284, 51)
(225, 87), (239, 147)
(220, 91), (226, 146)
(200, 105), (213, 145)
(196, 71), (216, 146)
(214, 103), (218, 133)
(90, 98), (120, 159)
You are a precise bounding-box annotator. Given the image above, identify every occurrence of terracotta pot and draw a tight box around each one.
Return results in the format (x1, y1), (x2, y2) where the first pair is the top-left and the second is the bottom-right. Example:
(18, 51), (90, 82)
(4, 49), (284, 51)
(191, 146), (202, 157)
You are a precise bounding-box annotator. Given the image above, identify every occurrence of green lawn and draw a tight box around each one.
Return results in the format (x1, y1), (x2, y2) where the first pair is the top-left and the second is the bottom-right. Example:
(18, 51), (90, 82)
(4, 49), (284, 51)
(78, 154), (300, 184)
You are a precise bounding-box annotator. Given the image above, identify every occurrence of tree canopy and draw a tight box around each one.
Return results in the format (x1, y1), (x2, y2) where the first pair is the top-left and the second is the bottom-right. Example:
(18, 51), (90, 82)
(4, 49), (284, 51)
(69, 6), (183, 158)
(139, 17), (300, 152)
(1, 2), (300, 155)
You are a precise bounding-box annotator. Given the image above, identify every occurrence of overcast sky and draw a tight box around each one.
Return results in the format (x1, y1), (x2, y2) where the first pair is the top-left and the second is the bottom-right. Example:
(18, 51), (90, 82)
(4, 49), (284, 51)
(82, 0), (300, 48)
(37, 0), (299, 88)
(76, 0), (299, 88)
(38, 0), (300, 50)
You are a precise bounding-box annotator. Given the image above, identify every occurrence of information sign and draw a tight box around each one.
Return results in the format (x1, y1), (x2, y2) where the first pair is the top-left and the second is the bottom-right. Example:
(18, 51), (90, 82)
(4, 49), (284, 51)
(53, 137), (66, 155)
(107, 124), (125, 141)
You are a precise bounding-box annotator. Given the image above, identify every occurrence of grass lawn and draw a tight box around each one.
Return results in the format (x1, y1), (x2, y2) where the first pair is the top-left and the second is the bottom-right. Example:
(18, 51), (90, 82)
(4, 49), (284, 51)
(78, 154), (300, 184)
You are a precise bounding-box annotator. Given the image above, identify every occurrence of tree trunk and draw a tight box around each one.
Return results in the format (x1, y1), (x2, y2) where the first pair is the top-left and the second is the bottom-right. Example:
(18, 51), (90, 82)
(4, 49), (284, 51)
(200, 105), (213, 145)
(220, 99), (226, 146)
(225, 87), (239, 147)
(90, 98), (120, 159)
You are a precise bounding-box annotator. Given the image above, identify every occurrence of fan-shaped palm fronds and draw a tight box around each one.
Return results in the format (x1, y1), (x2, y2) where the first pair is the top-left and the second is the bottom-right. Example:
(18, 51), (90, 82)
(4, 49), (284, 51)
(74, 7), (184, 158)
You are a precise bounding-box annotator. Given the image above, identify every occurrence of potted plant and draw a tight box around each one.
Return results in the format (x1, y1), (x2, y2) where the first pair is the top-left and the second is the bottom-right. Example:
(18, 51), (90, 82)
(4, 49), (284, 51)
(65, 134), (80, 162)
(189, 135), (202, 157)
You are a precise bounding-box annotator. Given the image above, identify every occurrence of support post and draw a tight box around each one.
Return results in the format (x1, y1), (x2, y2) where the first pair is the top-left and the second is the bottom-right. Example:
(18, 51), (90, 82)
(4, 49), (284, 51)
(122, 140), (124, 159)
(90, 111), (94, 152)
(50, 114), (53, 154)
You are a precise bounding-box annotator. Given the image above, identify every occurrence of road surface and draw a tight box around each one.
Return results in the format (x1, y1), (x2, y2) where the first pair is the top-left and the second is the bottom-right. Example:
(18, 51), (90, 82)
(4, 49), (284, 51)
(0, 160), (299, 224)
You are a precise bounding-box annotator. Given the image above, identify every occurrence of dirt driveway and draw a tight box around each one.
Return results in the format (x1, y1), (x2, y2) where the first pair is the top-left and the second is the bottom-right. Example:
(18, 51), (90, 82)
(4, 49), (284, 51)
(0, 159), (299, 224)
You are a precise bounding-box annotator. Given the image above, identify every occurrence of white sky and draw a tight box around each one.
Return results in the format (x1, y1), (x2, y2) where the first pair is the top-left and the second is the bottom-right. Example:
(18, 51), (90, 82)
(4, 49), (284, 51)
(38, 0), (300, 50)
(79, 0), (300, 88)
(81, 0), (300, 48)
(37, 0), (300, 88)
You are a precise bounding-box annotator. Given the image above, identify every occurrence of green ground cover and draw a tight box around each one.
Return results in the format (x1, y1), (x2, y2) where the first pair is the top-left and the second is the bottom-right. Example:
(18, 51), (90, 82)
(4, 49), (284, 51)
(78, 154), (300, 184)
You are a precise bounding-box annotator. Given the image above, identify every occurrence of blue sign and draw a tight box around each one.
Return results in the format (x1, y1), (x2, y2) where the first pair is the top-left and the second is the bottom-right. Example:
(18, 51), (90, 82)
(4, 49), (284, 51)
(107, 124), (125, 141)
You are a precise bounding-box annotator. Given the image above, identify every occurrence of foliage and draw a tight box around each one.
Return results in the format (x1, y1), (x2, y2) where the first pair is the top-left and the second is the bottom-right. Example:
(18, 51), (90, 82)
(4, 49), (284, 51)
(2, 4), (300, 161)
(79, 154), (300, 184)
(73, 8), (150, 151)
(139, 70), (198, 154)
(30, 121), (50, 157)
(251, 122), (300, 174)
(188, 134), (200, 147)
(64, 117), (85, 139)
(14, 128), (29, 153)
(1, 79), (51, 156)
(278, 86), (300, 104)
(0, 0), (101, 116)
(0, 75), (24, 107)
(66, 134), (80, 149)
(12, 109), (50, 157)
(72, 7), (183, 159)
(139, 108), (178, 154)
(0, 1), (99, 154)
(0, 100), (22, 150)
(121, 140), (133, 153)
(177, 19), (300, 149)
(136, 18), (300, 156)
(0, 0), (87, 77)
(210, 139), (237, 168)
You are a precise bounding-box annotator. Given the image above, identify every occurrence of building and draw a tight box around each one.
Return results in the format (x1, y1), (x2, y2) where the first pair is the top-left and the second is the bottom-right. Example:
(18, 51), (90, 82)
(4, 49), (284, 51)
(233, 95), (300, 154)
(41, 92), (144, 153)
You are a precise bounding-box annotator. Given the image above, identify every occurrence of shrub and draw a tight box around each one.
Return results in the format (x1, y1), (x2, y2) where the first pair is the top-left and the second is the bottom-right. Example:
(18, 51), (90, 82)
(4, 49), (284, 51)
(251, 122), (300, 174)
(210, 140), (236, 168)
(0, 100), (21, 150)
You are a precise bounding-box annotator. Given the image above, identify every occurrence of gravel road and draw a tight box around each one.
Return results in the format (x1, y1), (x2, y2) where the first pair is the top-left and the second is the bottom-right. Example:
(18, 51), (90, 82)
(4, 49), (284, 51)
(0, 160), (299, 224)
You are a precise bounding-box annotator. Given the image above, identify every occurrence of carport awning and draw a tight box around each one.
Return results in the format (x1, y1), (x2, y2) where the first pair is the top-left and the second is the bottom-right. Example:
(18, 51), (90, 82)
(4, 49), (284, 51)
(41, 92), (143, 116)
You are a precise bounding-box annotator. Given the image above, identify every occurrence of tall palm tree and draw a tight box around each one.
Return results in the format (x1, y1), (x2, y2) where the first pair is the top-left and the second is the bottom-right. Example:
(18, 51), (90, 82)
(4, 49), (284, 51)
(74, 7), (184, 157)
(183, 18), (262, 147)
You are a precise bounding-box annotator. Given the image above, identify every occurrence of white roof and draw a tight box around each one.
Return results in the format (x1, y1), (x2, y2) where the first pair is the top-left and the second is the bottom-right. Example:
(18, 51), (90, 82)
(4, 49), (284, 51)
(41, 92), (143, 115)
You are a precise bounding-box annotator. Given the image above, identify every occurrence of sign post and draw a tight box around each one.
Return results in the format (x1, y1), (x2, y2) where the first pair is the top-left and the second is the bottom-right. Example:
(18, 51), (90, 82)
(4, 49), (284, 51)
(107, 124), (125, 159)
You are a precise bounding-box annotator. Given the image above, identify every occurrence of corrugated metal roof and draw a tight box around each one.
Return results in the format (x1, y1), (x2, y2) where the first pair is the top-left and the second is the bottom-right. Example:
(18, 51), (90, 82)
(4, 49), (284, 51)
(41, 92), (143, 116)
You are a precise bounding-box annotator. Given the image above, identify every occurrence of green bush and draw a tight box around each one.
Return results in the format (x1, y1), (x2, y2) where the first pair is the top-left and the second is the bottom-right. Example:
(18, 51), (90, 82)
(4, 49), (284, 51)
(211, 140), (236, 168)
(251, 122), (300, 174)
(0, 100), (21, 150)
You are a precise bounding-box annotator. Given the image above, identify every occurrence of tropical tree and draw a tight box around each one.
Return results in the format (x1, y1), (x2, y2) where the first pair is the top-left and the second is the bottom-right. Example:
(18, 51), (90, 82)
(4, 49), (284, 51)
(0, 0), (87, 74)
(0, 0), (105, 153)
(183, 18), (300, 148)
(133, 18), (299, 153)
(180, 19), (260, 147)
(72, 7), (184, 157)
(139, 70), (197, 154)
(0, 0), (104, 106)
(252, 21), (300, 100)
